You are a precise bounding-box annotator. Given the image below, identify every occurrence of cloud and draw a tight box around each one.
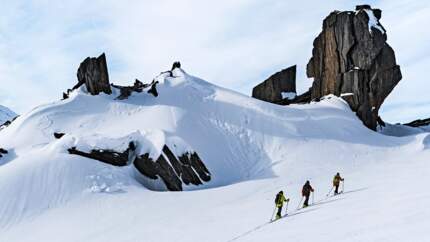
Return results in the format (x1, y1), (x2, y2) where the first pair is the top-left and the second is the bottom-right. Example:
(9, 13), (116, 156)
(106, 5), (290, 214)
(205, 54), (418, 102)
(0, 0), (429, 123)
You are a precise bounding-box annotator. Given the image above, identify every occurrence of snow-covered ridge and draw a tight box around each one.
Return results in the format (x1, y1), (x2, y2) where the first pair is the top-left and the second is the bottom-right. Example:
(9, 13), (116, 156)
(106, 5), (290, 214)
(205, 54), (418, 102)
(0, 68), (428, 241)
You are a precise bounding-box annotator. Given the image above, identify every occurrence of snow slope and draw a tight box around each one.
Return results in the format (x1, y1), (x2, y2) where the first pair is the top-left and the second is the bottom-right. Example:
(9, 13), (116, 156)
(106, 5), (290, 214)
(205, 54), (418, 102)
(0, 69), (429, 241)
(379, 122), (430, 137)
(0, 105), (16, 124)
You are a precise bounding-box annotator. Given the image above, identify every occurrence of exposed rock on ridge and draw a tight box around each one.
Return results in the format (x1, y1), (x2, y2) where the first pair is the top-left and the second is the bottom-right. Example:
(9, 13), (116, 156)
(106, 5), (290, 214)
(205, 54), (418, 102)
(252, 65), (296, 103)
(404, 118), (430, 128)
(77, 53), (112, 95)
(306, 5), (402, 130)
(68, 141), (211, 191)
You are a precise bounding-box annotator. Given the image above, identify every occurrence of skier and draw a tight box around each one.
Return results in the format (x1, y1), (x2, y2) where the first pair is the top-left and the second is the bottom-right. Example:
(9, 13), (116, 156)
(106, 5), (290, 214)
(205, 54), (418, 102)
(302, 181), (314, 208)
(333, 172), (344, 195)
(274, 191), (290, 219)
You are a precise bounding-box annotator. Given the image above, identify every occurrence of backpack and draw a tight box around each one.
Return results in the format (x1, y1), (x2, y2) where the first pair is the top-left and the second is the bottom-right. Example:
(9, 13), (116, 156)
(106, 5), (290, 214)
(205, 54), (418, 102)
(275, 193), (281, 204)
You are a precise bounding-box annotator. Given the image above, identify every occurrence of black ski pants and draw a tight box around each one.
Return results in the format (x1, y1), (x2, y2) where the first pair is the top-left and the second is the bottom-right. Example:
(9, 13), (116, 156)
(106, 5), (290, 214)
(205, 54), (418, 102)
(276, 206), (282, 217)
(304, 195), (310, 206)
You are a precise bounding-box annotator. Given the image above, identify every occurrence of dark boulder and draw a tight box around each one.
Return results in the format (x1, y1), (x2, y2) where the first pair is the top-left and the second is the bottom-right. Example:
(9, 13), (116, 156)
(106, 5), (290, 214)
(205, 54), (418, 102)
(134, 153), (183, 191)
(54, 132), (65, 139)
(252, 65), (297, 103)
(171, 61), (181, 70)
(306, 5), (402, 130)
(147, 81), (159, 97)
(133, 145), (211, 191)
(77, 53), (112, 95)
(0, 148), (7, 154)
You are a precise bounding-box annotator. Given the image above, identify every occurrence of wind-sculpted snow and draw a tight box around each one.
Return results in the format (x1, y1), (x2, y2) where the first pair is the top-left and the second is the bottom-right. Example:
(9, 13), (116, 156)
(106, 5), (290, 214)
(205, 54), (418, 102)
(0, 68), (428, 241)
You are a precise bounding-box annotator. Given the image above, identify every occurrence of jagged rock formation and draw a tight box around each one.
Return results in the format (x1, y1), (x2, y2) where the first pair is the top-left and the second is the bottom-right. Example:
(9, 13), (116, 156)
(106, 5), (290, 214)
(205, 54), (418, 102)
(252, 65), (296, 103)
(112, 79), (159, 100)
(306, 5), (402, 130)
(76, 53), (112, 95)
(134, 145), (210, 191)
(68, 142), (211, 191)
(404, 118), (430, 128)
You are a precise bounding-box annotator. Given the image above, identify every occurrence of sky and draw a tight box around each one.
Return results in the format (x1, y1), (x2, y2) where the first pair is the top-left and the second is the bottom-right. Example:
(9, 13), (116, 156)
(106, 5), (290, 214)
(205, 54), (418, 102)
(0, 0), (429, 123)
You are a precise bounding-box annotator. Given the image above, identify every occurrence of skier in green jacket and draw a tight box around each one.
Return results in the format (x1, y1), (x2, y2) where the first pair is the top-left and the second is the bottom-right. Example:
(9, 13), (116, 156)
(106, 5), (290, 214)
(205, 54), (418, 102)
(274, 191), (290, 219)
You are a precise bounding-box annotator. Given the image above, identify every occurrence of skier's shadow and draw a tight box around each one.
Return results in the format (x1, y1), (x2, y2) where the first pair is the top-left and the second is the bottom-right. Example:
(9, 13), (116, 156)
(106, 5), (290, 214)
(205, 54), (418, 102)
(228, 207), (319, 242)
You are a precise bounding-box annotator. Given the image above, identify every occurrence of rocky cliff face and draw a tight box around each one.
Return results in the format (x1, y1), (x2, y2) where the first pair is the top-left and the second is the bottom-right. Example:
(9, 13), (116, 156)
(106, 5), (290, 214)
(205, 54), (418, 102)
(252, 65), (296, 103)
(306, 5), (402, 130)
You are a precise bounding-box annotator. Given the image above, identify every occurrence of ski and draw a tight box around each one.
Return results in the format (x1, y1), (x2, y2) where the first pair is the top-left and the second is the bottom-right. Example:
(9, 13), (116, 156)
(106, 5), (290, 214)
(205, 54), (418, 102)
(270, 214), (288, 223)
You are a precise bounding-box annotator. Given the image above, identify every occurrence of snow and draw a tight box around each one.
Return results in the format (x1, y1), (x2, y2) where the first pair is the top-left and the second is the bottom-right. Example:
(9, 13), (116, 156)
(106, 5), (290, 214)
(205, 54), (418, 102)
(0, 105), (17, 124)
(378, 122), (430, 137)
(340, 93), (354, 97)
(364, 9), (385, 34)
(281, 92), (296, 100)
(0, 69), (429, 241)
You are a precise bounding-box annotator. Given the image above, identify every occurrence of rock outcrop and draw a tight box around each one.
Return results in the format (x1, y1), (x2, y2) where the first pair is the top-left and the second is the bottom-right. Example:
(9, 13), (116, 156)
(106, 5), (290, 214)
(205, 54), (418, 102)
(306, 5), (402, 130)
(112, 79), (159, 100)
(68, 141), (211, 191)
(68, 145), (132, 167)
(134, 145), (210, 191)
(76, 53), (112, 95)
(252, 65), (296, 103)
(0, 116), (18, 131)
(53, 132), (65, 139)
(404, 118), (430, 128)
(0, 148), (7, 159)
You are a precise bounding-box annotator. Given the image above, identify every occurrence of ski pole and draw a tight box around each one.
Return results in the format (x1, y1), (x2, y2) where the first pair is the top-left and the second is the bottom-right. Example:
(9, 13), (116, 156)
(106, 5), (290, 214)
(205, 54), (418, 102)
(285, 201), (289, 215)
(297, 196), (304, 209)
(326, 186), (334, 197)
(342, 180), (345, 193)
(312, 192), (315, 204)
(270, 206), (277, 221)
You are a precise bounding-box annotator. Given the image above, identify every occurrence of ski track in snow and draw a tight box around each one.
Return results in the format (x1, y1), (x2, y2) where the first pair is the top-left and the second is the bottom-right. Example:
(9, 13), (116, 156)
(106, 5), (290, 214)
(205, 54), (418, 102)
(227, 190), (360, 242)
